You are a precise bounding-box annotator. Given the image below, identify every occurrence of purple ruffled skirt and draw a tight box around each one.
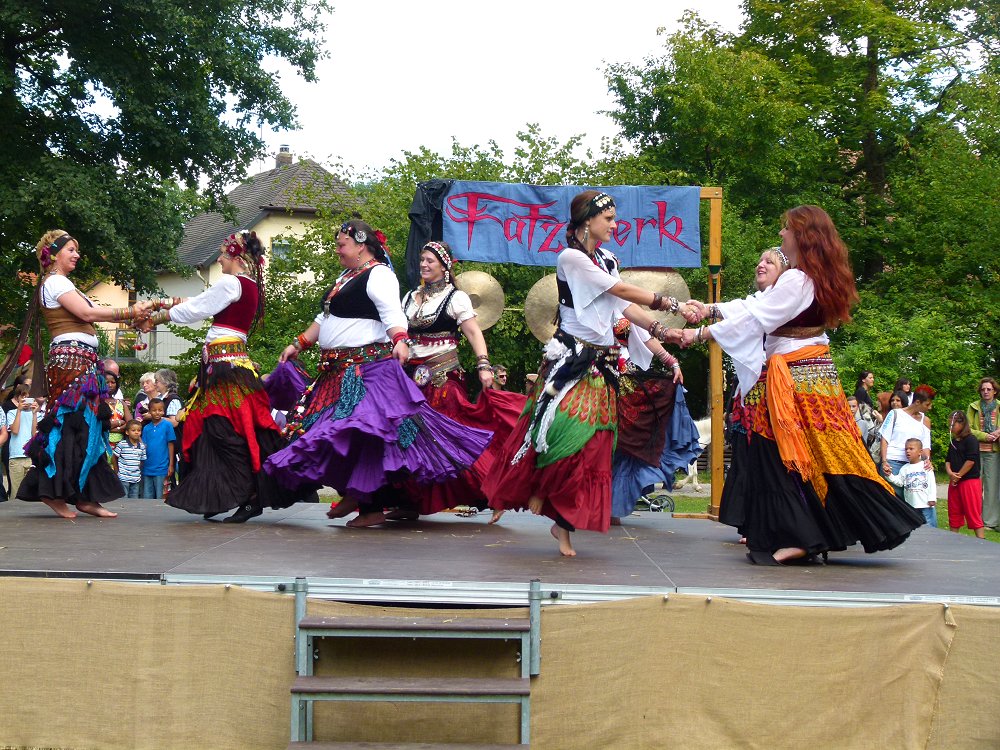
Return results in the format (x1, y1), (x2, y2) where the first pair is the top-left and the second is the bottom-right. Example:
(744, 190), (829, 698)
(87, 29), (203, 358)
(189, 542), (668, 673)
(263, 358), (492, 497)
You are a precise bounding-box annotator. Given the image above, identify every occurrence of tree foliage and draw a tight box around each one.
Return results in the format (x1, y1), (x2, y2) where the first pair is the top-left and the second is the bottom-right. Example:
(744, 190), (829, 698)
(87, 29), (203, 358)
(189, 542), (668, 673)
(603, 1), (1000, 450)
(0, 0), (329, 324)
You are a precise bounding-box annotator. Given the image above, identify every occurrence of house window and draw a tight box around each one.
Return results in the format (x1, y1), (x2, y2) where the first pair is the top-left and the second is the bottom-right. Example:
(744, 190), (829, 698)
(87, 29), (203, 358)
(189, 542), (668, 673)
(271, 239), (292, 259)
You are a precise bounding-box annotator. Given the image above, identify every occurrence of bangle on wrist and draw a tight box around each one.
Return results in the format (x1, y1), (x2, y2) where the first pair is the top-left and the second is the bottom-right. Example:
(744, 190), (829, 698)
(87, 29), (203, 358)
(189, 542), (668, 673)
(668, 296), (680, 314)
(695, 326), (704, 343)
(149, 310), (170, 326)
(294, 333), (313, 351)
(650, 293), (663, 311)
(391, 331), (408, 346)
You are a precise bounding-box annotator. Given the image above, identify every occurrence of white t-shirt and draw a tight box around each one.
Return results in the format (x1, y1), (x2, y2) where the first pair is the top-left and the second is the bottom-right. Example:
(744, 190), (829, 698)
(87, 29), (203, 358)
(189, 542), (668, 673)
(313, 265), (407, 349)
(403, 286), (476, 358)
(42, 275), (99, 347)
(879, 408), (932, 462)
(885, 462), (936, 508)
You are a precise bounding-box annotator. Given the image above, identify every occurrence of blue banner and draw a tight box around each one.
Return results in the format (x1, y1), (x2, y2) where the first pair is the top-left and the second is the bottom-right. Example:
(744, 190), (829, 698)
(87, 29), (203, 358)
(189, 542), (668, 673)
(441, 181), (701, 268)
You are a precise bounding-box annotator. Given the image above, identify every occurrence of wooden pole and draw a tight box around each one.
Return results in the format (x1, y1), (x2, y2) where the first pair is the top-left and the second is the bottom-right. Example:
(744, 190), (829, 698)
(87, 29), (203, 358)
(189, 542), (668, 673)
(673, 187), (723, 520)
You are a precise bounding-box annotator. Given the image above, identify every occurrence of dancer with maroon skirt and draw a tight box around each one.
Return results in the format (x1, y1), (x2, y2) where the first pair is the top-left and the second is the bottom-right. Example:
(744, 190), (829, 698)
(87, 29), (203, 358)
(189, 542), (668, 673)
(398, 241), (527, 520)
(483, 190), (687, 556)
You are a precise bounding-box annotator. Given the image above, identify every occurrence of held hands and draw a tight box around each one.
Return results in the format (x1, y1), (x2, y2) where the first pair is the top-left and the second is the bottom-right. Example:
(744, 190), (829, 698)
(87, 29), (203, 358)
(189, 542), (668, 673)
(133, 300), (154, 320)
(683, 300), (708, 324)
(678, 328), (701, 348)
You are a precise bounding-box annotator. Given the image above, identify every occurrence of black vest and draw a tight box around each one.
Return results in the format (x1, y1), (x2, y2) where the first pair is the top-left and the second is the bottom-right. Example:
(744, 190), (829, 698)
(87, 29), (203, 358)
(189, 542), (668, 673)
(319, 267), (380, 321)
(405, 288), (459, 335)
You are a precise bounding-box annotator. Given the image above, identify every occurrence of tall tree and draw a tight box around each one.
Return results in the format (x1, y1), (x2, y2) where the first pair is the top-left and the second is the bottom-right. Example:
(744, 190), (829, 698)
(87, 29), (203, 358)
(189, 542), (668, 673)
(0, 0), (328, 323)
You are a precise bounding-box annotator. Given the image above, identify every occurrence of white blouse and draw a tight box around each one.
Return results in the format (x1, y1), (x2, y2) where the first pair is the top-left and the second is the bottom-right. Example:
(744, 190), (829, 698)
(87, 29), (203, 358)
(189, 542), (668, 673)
(710, 269), (829, 396)
(312, 264), (407, 349)
(556, 247), (652, 369)
(403, 286), (476, 359)
(42, 274), (99, 347)
(167, 274), (248, 342)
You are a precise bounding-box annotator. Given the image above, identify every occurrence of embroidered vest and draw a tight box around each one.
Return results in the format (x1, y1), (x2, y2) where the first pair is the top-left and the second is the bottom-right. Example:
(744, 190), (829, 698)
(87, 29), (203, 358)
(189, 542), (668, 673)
(406, 288), (459, 334)
(212, 276), (259, 335)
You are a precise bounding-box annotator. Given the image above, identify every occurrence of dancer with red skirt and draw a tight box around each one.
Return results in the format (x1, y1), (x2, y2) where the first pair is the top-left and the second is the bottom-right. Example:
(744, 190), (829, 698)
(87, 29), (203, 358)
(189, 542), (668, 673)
(483, 190), (686, 556)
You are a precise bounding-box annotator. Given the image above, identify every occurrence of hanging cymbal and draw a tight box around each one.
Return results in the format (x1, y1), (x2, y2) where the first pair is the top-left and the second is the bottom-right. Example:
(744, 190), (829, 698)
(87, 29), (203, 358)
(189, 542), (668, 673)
(454, 270), (505, 330)
(524, 274), (558, 343)
(620, 269), (691, 327)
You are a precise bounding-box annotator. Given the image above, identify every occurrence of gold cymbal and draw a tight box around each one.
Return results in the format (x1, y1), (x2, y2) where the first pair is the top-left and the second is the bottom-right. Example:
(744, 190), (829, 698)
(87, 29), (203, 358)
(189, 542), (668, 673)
(453, 270), (505, 330)
(620, 269), (691, 326)
(524, 274), (558, 343)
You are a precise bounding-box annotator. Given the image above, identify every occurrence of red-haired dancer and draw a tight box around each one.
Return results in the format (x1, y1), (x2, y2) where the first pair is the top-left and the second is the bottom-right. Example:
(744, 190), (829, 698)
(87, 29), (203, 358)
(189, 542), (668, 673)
(680, 205), (924, 564)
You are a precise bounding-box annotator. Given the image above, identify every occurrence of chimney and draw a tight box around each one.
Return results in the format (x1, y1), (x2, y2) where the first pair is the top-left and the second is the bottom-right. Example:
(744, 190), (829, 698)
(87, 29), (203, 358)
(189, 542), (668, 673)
(276, 144), (293, 167)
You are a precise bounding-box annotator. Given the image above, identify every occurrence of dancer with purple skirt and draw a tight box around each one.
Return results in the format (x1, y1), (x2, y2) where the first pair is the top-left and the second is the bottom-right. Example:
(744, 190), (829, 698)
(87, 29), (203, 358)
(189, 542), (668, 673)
(264, 221), (492, 527)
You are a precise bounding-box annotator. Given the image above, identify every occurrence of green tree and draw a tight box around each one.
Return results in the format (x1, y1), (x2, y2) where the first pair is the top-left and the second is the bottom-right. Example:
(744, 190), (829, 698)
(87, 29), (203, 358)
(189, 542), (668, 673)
(0, 0), (329, 324)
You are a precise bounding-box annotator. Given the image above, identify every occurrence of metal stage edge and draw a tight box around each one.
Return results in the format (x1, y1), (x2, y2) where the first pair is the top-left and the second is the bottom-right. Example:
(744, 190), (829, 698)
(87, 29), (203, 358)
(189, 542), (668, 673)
(4, 570), (999, 609)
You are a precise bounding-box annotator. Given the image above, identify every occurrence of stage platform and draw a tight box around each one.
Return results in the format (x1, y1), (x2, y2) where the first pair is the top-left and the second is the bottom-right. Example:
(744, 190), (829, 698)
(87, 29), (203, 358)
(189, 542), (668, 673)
(2, 499), (999, 608)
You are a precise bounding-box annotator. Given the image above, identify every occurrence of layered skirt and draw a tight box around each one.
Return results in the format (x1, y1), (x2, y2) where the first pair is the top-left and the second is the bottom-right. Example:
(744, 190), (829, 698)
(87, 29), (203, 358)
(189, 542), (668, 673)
(611, 370), (702, 518)
(404, 349), (527, 514)
(483, 332), (619, 533)
(720, 346), (923, 556)
(17, 340), (122, 505)
(166, 337), (313, 515)
(263, 345), (492, 503)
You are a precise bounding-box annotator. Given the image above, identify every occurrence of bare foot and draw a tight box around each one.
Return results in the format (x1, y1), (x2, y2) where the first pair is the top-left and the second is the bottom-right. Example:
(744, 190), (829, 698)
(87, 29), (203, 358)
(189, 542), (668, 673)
(42, 498), (77, 519)
(550, 524), (576, 556)
(76, 501), (118, 518)
(738, 536), (747, 545)
(610, 517), (622, 526)
(527, 496), (544, 515)
(346, 511), (387, 528)
(488, 509), (505, 525)
(327, 497), (359, 519)
(773, 546), (807, 563)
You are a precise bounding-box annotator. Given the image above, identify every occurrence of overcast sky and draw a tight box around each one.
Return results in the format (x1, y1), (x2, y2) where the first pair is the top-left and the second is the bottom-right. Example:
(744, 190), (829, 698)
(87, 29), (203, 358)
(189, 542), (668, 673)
(252, 0), (746, 176)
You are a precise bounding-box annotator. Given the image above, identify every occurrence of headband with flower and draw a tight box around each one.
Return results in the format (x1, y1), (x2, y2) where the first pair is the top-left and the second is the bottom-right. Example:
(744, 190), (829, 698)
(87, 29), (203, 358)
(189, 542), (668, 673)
(40, 233), (75, 269)
(222, 231), (264, 266)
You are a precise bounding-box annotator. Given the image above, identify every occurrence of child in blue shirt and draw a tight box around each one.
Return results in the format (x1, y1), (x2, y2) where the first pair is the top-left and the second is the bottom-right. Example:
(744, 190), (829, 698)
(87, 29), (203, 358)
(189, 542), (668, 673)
(141, 399), (176, 499)
(114, 419), (147, 498)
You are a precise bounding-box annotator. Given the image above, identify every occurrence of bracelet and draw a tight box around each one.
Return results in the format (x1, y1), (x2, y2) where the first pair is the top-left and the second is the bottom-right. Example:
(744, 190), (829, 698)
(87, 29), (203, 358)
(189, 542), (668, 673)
(668, 296), (680, 314)
(695, 326), (705, 343)
(650, 293), (663, 311)
(294, 333), (313, 351)
(476, 363), (493, 371)
(476, 354), (491, 362)
(671, 363), (681, 370)
(111, 306), (135, 323)
(151, 297), (181, 312)
(149, 309), (170, 326)
(709, 304), (720, 321)
(648, 320), (664, 340)
(391, 331), (409, 346)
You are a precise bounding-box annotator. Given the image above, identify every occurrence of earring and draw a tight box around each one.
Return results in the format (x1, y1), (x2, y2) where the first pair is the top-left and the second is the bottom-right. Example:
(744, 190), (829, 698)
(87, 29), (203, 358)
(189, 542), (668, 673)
(583, 226), (590, 244)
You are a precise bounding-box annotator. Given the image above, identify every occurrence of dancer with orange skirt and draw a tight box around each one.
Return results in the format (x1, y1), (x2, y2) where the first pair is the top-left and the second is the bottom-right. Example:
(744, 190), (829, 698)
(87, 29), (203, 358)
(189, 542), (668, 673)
(679, 206), (923, 564)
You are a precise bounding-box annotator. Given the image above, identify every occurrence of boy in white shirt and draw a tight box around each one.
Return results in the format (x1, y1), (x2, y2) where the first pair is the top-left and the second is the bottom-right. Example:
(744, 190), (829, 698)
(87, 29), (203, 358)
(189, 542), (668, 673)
(885, 437), (937, 527)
